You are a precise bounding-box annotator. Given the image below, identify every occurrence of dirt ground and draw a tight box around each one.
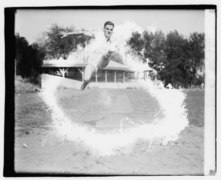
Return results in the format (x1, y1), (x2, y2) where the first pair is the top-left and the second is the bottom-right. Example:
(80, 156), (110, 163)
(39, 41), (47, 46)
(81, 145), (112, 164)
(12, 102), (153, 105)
(14, 87), (204, 175)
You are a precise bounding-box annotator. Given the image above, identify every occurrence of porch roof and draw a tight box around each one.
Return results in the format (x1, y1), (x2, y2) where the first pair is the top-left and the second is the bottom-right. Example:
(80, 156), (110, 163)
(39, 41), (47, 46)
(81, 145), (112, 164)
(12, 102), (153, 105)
(42, 60), (134, 72)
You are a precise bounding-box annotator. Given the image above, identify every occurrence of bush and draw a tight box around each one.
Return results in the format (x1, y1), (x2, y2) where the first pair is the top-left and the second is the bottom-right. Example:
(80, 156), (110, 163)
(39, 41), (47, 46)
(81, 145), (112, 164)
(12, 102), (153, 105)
(15, 34), (45, 85)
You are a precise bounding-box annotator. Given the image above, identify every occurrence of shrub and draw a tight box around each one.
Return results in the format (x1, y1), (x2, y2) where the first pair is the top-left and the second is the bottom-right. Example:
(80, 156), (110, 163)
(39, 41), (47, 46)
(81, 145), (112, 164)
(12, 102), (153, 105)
(15, 34), (45, 85)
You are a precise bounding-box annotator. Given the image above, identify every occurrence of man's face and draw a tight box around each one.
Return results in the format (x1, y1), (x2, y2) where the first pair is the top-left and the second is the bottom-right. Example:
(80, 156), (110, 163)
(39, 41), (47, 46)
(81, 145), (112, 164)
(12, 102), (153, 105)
(103, 24), (114, 40)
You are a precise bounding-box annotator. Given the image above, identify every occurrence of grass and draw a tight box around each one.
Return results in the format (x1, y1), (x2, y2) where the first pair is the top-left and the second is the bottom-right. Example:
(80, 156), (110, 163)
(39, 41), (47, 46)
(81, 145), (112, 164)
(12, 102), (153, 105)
(15, 93), (52, 136)
(14, 78), (205, 174)
(14, 76), (205, 135)
(15, 76), (40, 94)
(183, 89), (204, 127)
(54, 88), (163, 127)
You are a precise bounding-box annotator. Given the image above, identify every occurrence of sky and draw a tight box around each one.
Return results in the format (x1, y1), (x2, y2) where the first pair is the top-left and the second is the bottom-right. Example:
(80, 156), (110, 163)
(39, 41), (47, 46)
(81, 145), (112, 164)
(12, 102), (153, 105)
(15, 9), (205, 44)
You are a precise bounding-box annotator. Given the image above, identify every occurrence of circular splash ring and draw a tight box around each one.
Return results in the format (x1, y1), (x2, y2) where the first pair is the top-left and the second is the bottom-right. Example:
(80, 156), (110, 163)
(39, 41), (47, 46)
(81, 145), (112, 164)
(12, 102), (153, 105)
(41, 74), (188, 156)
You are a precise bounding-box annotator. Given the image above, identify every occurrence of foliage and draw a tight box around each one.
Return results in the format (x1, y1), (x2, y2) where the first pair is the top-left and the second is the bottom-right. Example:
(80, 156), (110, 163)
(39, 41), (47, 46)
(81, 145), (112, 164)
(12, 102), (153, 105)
(127, 32), (144, 56)
(38, 24), (92, 60)
(15, 34), (45, 84)
(162, 31), (190, 87)
(186, 33), (205, 86)
(143, 31), (166, 73)
(127, 30), (205, 88)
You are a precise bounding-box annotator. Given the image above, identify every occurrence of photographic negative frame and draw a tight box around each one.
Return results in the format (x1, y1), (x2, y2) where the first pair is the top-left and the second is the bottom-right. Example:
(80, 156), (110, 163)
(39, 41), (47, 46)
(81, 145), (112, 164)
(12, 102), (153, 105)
(2, 0), (219, 178)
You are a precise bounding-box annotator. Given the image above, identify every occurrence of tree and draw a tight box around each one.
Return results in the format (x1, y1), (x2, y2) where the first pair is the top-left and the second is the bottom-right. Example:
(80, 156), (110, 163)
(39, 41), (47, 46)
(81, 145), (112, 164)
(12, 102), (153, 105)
(127, 32), (144, 56)
(15, 34), (44, 83)
(142, 30), (154, 59)
(38, 24), (92, 60)
(162, 31), (190, 87)
(187, 32), (205, 87)
(127, 30), (167, 81)
(125, 29), (205, 88)
(16, 34), (29, 76)
(144, 31), (166, 73)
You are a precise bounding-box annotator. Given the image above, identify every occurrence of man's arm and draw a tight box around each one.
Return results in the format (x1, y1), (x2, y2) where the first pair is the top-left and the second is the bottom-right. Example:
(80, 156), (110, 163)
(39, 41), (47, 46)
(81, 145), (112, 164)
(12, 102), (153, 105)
(60, 30), (94, 38)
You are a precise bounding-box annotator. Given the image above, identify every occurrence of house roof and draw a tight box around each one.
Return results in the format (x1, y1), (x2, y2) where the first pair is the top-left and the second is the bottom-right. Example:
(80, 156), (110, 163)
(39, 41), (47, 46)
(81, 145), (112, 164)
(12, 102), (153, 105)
(42, 60), (135, 72)
(42, 59), (154, 72)
(42, 60), (85, 68)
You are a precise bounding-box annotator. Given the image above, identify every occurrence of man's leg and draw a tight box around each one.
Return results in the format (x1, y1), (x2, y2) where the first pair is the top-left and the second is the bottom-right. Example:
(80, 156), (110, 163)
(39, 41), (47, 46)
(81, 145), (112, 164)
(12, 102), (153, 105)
(109, 52), (124, 64)
(81, 64), (96, 90)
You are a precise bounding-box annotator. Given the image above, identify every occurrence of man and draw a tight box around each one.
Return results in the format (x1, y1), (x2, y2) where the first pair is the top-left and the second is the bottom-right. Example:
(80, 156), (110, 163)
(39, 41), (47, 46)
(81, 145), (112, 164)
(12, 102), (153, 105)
(61, 21), (124, 90)
(82, 21), (121, 90)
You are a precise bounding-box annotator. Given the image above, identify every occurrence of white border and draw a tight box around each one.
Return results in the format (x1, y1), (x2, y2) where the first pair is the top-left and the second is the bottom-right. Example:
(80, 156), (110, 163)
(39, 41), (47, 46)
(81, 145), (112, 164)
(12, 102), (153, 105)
(0, 0), (220, 6)
(204, 9), (216, 175)
(1, 0), (220, 179)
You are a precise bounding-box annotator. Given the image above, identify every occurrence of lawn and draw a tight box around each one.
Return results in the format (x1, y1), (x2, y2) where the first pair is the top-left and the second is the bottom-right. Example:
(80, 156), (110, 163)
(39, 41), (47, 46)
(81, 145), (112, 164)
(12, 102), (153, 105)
(13, 78), (204, 175)
(183, 89), (204, 127)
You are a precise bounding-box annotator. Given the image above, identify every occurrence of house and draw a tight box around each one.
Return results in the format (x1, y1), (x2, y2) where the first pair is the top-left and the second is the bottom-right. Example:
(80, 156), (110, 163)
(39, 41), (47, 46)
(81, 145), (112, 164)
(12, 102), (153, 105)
(42, 59), (154, 83)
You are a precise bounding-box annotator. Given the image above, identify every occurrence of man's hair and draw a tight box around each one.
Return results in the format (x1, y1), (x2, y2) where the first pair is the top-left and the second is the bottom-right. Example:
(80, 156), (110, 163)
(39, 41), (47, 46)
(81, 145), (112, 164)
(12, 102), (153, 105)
(104, 21), (114, 28)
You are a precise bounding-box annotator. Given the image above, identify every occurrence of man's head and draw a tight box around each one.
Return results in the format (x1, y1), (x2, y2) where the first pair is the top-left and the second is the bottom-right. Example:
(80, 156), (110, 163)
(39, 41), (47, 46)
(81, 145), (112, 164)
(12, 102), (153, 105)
(103, 21), (114, 40)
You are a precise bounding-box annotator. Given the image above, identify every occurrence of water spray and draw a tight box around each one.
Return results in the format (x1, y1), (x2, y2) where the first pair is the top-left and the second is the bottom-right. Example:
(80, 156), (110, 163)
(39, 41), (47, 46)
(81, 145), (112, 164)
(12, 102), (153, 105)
(40, 22), (189, 156)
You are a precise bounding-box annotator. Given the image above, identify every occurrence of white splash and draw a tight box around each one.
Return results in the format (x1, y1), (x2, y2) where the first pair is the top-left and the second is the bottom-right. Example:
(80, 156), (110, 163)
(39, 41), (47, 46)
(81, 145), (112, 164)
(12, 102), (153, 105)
(40, 74), (188, 156)
(40, 22), (188, 156)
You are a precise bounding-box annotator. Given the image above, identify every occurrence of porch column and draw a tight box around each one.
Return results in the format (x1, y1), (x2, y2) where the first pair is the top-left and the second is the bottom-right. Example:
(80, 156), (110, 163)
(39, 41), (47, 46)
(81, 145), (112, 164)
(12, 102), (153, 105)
(123, 71), (125, 82)
(95, 71), (98, 82)
(114, 71), (117, 83)
(82, 68), (84, 82)
(59, 68), (68, 78)
(105, 71), (107, 83)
